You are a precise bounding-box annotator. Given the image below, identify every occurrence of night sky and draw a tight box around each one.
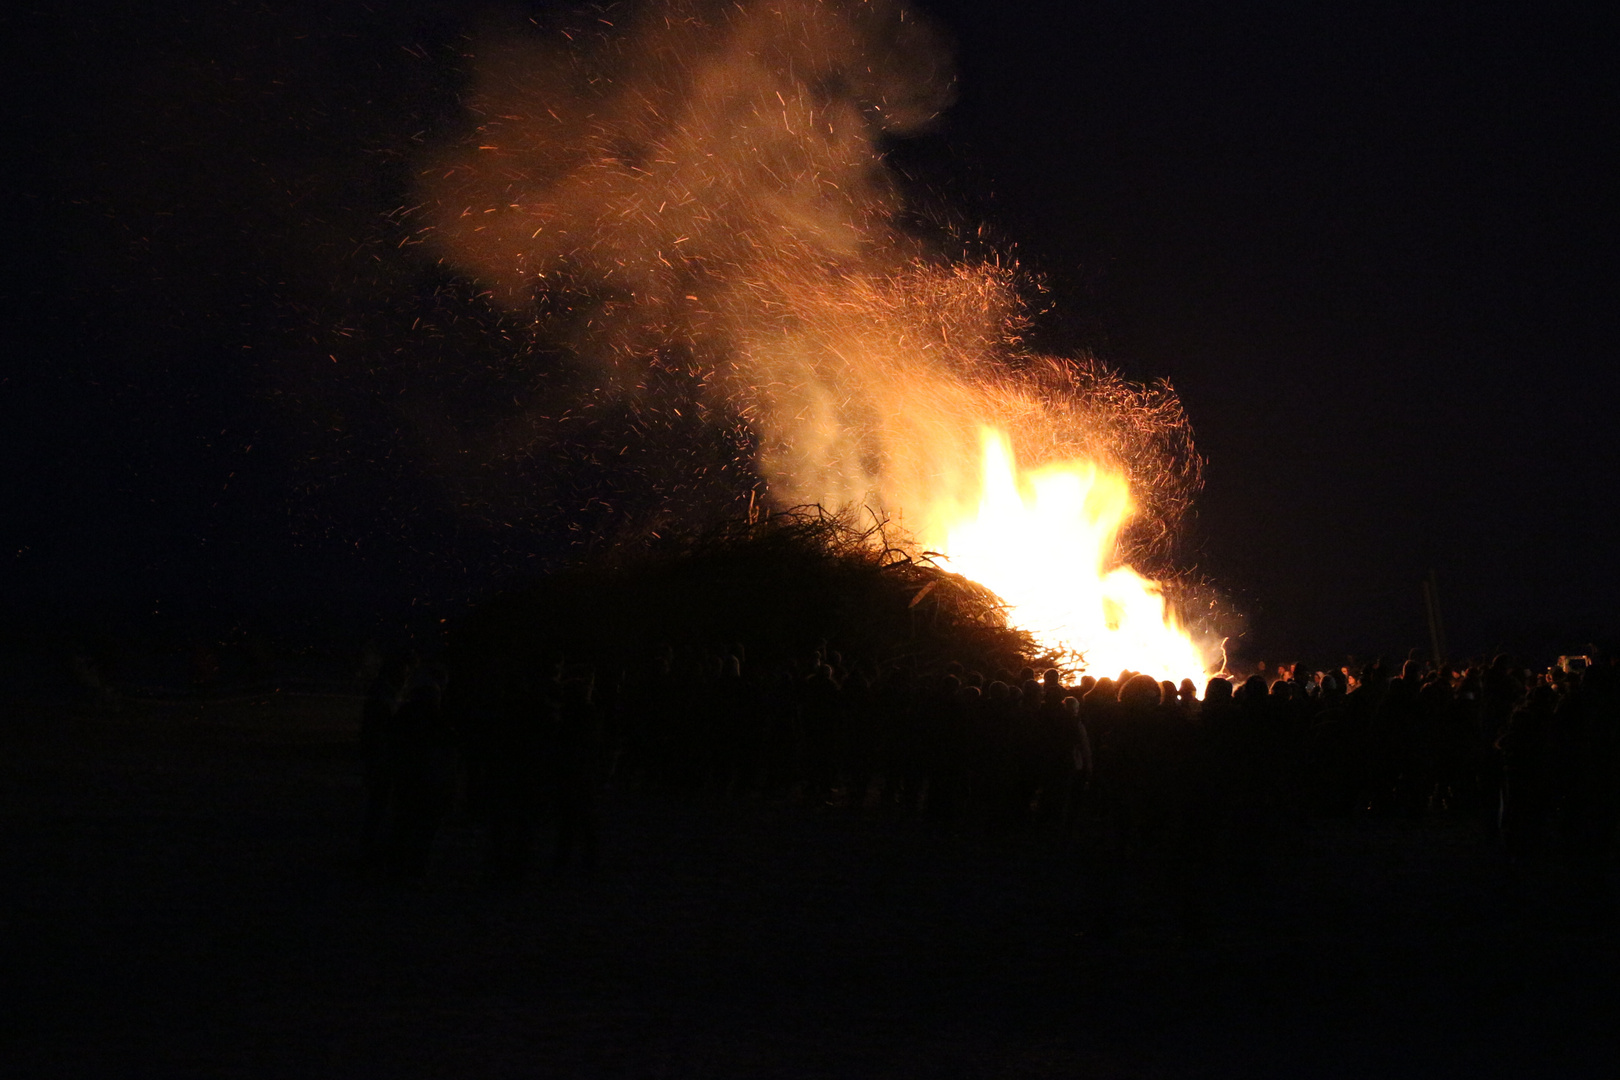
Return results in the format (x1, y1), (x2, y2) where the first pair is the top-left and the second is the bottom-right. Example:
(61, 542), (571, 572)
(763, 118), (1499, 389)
(7, 0), (1617, 663)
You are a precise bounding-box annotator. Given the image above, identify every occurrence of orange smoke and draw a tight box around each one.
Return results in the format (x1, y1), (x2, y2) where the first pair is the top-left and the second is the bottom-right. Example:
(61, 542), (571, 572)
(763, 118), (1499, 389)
(414, 0), (1214, 682)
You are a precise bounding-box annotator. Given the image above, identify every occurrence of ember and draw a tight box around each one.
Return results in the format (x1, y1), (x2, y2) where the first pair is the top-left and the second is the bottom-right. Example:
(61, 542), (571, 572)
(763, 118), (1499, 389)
(417, 0), (1216, 682)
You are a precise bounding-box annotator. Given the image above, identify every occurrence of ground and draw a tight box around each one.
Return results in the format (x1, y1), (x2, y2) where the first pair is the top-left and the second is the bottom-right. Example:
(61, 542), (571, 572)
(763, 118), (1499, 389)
(3, 694), (1617, 1078)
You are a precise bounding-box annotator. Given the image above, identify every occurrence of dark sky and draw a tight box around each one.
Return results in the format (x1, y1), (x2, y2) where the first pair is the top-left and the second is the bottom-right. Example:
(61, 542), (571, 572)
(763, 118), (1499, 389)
(6, 0), (1617, 662)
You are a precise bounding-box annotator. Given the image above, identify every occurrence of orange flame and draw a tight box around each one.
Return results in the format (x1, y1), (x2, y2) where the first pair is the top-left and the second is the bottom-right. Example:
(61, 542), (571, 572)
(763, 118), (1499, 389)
(412, 4), (1217, 686)
(932, 428), (1211, 684)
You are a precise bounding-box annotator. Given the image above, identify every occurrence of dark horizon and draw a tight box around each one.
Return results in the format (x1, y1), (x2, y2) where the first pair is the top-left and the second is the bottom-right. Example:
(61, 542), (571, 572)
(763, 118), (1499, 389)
(6, 0), (1617, 667)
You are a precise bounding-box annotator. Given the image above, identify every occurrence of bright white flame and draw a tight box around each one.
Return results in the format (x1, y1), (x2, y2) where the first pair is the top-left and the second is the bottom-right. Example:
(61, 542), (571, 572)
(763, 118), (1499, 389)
(934, 427), (1211, 684)
(415, 6), (1215, 688)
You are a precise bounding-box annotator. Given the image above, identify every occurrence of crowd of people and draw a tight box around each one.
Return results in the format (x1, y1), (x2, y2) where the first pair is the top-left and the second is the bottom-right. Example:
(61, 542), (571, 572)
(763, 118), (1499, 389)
(357, 641), (1620, 890)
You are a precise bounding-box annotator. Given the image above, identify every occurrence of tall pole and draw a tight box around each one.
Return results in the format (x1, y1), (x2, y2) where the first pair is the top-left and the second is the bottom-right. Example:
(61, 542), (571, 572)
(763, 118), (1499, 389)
(1422, 569), (1448, 668)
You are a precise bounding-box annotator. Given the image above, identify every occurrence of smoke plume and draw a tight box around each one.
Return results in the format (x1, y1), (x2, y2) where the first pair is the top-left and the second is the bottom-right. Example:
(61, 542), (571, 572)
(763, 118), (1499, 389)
(417, 0), (1199, 564)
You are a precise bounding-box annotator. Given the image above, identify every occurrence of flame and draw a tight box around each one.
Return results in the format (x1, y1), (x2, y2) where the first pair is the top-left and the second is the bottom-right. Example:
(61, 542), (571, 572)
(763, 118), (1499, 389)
(931, 428), (1210, 684)
(414, 3), (1219, 685)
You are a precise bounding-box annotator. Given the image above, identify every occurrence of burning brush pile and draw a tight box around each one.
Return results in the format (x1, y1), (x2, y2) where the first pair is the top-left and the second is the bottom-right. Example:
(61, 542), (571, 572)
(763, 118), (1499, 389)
(464, 507), (1044, 678)
(414, 0), (1220, 684)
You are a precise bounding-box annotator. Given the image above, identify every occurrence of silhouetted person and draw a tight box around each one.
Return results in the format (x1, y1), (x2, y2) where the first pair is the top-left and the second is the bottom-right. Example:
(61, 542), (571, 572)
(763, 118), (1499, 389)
(1497, 683), (1557, 866)
(1549, 663), (1620, 895)
(923, 673), (966, 823)
(1112, 674), (1169, 849)
(1220, 673), (1279, 872)
(799, 662), (844, 803)
(359, 650), (411, 870)
(1081, 676), (1120, 806)
(481, 661), (556, 887)
(704, 651), (750, 795)
(383, 665), (455, 883)
(1059, 695), (1092, 836)
(1305, 671), (1360, 816)
(554, 676), (605, 869)
(1191, 673), (1235, 809)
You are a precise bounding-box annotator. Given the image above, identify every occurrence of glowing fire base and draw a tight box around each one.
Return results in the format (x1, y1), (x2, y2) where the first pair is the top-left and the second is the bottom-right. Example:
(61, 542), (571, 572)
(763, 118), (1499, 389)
(932, 428), (1210, 685)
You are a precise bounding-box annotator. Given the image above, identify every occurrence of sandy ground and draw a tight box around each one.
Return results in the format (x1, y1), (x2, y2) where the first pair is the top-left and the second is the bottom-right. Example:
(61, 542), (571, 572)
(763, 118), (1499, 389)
(3, 695), (1618, 1078)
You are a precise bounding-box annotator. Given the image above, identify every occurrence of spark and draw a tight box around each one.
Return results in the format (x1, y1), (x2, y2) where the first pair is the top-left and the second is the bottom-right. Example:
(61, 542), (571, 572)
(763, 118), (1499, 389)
(409, 0), (1214, 676)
